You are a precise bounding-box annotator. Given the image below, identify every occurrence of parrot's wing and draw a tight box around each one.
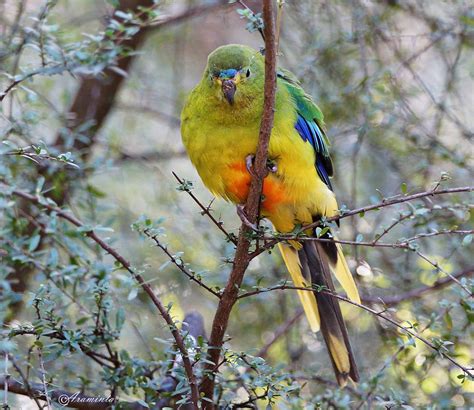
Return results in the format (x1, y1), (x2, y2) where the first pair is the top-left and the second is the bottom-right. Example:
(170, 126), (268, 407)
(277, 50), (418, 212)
(277, 69), (334, 190)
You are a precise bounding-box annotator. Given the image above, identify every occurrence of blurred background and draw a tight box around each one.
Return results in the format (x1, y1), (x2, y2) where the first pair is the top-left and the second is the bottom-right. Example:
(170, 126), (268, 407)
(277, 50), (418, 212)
(1, 0), (473, 408)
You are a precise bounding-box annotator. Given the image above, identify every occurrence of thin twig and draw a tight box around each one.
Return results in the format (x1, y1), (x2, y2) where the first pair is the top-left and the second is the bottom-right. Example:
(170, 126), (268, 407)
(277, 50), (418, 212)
(251, 186), (473, 257)
(362, 267), (473, 306)
(37, 348), (52, 410)
(307, 186), (473, 230)
(256, 309), (303, 358)
(173, 172), (237, 245)
(143, 228), (221, 298)
(10, 359), (44, 410)
(275, 0), (285, 53)
(238, 285), (473, 378)
(3, 353), (8, 410)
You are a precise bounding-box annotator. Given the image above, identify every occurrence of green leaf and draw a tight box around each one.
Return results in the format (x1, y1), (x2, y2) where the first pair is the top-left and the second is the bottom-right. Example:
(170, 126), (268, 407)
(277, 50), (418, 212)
(76, 317), (88, 325)
(127, 287), (138, 301)
(116, 307), (126, 330)
(462, 234), (472, 246)
(77, 225), (93, 233)
(401, 182), (407, 194)
(29, 235), (41, 252)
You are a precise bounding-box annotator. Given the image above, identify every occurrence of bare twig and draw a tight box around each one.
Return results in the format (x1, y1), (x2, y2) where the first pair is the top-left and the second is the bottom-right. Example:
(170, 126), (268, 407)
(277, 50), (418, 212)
(142, 228), (221, 298)
(414, 249), (472, 296)
(118, 150), (186, 162)
(373, 211), (413, 244)
(275, 0), (285, 53)
(307, 186), (473, 230)
(3, 353), (8, 410)
(362, 267), (474, 306)
(37, 348), (52, 410)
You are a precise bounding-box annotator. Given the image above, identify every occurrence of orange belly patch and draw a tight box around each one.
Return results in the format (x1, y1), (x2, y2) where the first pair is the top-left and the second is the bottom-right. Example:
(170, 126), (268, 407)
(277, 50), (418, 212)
(225, 162), (285, 212)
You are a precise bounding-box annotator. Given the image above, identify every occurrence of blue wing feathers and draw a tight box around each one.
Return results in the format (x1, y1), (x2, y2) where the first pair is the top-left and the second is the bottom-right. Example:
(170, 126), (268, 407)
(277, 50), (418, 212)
(316, 159), (333, 191)
(277, 70), (334, 190)
(295, 115), (334, 191)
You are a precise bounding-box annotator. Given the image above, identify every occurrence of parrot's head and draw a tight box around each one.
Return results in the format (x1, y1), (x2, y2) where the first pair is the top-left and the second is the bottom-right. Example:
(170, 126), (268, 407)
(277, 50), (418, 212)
(205, 44), (264, 106)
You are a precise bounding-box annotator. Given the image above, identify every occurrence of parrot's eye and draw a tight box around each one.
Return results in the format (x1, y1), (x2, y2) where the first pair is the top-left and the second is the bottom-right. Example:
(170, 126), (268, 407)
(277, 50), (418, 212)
(246, 69), (251, 78)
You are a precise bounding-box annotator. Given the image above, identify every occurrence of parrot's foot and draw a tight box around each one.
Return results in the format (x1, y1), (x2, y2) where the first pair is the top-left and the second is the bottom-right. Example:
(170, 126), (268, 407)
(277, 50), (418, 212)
(245, 154), (278, 177)
(236, 204), (258, 231)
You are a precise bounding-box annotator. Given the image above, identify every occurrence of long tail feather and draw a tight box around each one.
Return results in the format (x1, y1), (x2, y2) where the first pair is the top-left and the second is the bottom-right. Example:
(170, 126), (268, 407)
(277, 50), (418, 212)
(278, 237), (359, 386)
(278, 243), (320, 332)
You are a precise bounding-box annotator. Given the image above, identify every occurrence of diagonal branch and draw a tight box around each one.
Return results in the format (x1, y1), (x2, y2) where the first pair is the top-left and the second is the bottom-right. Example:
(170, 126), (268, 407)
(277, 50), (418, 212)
(172, 172), (237, 245)
(362, 267), (474, 306)
(237, 284), (473, 378)
(142, 228), (221, 298)
(305, 186), (473, 231)
(6, 186), (200, 409)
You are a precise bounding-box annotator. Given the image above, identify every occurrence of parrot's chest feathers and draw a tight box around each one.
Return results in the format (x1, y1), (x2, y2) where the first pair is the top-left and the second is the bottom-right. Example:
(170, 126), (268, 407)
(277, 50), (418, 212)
(187, 125), (280, 205)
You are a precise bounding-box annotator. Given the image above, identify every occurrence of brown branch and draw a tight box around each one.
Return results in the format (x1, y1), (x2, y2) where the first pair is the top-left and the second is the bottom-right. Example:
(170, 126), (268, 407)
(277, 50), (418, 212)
(156, 311), (207, 410)
(362, 267), (474, 306)
(7, 187), (200, 409)
(251, 186), (473, 257)
(305, 186), (473, 231)
(238, 285), (473, 378)
(256, 309), (303, 358)
(199, 1), (277, 406)
(118, 150), (187, 162)
(261, 229), (473, 249)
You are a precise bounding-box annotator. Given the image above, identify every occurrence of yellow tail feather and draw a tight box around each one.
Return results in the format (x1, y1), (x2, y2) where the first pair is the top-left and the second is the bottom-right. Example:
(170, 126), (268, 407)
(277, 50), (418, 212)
(327, 332), (350, 378)
(278, 243), (320, 332)
(332, 242), (361, 304)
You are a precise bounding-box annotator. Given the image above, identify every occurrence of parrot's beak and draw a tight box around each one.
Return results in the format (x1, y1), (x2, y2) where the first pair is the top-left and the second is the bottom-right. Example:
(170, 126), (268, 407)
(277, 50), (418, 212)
(221, 79), (236, 105)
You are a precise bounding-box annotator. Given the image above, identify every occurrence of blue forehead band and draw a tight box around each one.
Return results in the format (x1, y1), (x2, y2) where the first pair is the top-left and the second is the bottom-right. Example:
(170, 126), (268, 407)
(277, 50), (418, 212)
(219, 69), (238, 79)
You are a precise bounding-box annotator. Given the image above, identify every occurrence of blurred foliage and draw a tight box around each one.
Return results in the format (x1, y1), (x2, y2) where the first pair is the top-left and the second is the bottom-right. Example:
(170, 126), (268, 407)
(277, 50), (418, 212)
(0, 0), (473, 408)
